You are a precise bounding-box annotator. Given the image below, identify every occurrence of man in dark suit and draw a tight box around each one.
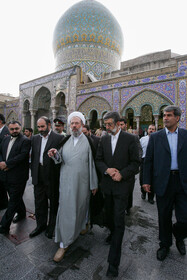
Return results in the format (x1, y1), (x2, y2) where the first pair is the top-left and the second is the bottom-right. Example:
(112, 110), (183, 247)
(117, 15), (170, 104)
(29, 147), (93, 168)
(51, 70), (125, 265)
(0, 121), (31, 234)
(96, 112), (140, 277)
(82, 124), (100, 151)
(143, 105), (187, 261)
(0, 113), (10, 210)
(29, 116), (63, 238)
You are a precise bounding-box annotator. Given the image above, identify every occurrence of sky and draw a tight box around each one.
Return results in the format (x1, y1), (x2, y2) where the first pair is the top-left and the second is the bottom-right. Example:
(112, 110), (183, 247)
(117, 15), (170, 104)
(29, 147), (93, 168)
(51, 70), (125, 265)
(0, 0), (186, 97)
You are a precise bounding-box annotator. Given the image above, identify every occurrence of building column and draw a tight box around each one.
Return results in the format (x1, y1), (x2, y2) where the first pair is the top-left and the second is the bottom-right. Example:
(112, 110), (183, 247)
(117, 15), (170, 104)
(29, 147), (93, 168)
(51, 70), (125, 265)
(154, 115), (159, 131)
(135, 116), (140, 132)
(99, 119), (102, 128)
(51, 108), (57, 129)
(30, 109), (36, 130)
(86, 119), (90, 126)
(22, 110), (26, 128)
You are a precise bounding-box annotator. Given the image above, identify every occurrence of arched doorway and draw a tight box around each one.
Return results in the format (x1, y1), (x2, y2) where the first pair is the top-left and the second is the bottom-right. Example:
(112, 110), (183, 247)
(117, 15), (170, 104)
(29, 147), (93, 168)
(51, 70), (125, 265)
(6, 111), (18, 123)
(90, 110), (99, 129)
(23, 100), (31, 128)
(33, 87), (51, 128)
(158, 105), (167, 129)
(56, 92), (67, 117)
(140, 104), (153, 131)
(126, 108), (134, 129)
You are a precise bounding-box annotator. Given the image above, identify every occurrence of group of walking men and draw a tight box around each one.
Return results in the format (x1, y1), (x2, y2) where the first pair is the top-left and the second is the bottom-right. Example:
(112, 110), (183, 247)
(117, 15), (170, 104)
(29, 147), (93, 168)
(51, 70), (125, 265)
(0, 105), (187, 278)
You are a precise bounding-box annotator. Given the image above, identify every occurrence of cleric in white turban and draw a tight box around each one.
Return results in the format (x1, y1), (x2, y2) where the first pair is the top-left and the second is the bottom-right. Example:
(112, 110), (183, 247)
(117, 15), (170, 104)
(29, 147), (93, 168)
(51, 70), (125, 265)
(68, 111), (85, 125)
(48, 111), (98, 262)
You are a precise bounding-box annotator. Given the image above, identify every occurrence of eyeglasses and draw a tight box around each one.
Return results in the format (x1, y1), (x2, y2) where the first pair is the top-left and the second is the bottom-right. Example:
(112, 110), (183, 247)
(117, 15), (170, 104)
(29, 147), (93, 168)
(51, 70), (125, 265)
(104, 122), (114, 128)
(9, 127), (20, 131)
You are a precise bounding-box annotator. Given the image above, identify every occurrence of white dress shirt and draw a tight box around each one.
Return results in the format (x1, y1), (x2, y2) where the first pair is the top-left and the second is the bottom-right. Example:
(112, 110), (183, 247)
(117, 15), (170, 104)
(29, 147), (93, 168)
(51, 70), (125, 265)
(39, 130), (51, 165)
(111, 129), (121, 155)
(6, 136), (17, 160)
(140, 135), (149, 158)
(72, 133), (83, 146)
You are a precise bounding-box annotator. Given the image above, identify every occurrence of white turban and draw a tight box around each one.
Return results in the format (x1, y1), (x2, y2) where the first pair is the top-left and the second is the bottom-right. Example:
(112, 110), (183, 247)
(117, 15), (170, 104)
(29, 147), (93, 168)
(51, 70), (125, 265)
(68, 111), (85, 125)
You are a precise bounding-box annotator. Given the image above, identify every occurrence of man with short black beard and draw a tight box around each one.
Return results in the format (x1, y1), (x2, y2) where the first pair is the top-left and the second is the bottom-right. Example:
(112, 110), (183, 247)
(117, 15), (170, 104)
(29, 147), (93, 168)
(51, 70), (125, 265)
(0, 121), (30, 234)
(29, 116), (63, 238)
(48, 111), (98, 262)
(96, 111), (140, 277)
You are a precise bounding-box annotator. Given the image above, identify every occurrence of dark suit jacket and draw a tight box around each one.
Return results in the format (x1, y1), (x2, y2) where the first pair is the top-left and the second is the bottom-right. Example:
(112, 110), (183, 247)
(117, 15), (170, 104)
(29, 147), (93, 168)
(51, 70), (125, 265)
(31, 131), (63, 186)
(0, 134), (31, 184)
(143, 128), (187, 196)
(96, 131), (140, 195)
(0, 125), (10, 145)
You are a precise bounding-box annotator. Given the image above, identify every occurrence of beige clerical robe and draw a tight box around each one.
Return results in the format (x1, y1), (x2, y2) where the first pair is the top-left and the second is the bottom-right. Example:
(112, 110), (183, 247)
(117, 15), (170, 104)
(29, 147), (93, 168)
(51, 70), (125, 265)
(53, 134), (98, 247)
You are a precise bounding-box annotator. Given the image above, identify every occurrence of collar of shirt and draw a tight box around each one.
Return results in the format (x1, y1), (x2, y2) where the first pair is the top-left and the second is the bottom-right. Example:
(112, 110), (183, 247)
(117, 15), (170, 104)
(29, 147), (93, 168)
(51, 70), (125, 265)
(165, 127), (178, 135)
(111, 129), (121, 155)
(0, 125), (5, 133)
(40, 129), (52, 139)
(72, 132), (83, 146)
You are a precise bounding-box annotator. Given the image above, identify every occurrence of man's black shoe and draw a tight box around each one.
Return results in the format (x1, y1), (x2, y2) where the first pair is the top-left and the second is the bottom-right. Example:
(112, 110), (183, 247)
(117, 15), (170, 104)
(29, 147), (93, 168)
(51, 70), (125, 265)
(0, 204), (8, 210)
(45, 230), (53, 239)
(176, 240), (186, 255)
(141, 193), (146, 200)
(29, 225), (47, 238)
(148, 199), (154, 204)
(13, 214), (26, 223)
(157, 247), (169, 261)
(106, 264), (118, 277)
(0, 225), (9, 234)
(105, 234), (112, 245)
(126, 209), (130, 216)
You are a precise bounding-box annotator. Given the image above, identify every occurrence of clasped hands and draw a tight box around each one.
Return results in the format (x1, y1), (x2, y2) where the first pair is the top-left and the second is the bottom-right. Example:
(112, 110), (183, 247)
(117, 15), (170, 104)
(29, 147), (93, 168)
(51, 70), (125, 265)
(0, 161), (9, 171)
(106, 168), (122, 182)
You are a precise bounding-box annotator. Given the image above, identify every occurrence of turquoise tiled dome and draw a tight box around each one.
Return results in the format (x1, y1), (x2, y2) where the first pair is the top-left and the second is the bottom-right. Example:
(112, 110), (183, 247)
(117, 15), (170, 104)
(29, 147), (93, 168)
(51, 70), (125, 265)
(53, 0), (124, 78)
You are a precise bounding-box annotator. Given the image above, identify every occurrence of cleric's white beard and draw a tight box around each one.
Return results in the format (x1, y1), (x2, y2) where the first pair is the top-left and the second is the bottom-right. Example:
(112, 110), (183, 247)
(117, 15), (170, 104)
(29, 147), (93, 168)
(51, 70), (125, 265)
(70, 127), (82, 137)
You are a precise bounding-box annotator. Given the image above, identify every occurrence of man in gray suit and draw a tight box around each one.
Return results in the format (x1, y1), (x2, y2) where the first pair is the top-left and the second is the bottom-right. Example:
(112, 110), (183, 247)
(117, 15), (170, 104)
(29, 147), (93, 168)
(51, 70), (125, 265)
(29, 116), (63, 238)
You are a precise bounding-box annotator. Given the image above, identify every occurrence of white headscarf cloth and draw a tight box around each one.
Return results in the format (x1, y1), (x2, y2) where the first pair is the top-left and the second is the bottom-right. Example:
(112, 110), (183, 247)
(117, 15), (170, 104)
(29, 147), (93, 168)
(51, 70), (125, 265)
(68, 111), (85, 125)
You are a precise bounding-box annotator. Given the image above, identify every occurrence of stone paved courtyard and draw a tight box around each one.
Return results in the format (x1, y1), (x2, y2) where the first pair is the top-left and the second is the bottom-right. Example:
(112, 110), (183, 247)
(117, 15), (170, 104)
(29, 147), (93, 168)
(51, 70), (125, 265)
(0, 175), (186, 280)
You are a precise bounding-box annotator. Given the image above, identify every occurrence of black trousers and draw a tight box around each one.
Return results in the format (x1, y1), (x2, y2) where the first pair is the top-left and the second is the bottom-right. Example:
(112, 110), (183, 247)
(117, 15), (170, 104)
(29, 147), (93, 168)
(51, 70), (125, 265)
(156, 172), (187, 248)
(0, 181), (26, 230)
(139, 159), (154, 200)
(34, 165), (58, 232)
(0, 180), (8, 209)
(104, 193), (128, 267)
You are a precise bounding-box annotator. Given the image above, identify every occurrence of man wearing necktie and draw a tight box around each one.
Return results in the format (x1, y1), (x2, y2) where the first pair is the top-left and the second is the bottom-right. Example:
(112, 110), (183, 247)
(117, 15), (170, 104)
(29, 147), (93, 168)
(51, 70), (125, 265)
(0, 121), (31, 234)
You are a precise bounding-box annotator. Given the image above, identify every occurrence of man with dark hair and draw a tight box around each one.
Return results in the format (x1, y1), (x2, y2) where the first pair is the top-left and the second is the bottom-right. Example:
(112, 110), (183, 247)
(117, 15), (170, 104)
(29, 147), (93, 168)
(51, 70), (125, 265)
(29, 116), (63, 238)
(24, 128), (33, 139)
(0, 114), (10, 210)
(140, 124), (156, 204)
(143, 105), (187, 261)
(0, 121), (31, 234)
(119, 118), (127, 132)
(82, 124), (100, 150)
(53, 116), (66, 136)
(96, 111), (140, 277)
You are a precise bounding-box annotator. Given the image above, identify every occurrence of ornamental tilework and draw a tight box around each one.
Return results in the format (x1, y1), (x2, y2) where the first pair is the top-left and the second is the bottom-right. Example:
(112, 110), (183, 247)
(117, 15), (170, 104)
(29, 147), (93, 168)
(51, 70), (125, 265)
(78, 96), (111, 119)
(179, 80), (186, 128)
(113, 90), (120, 112)
(77, 90), (112, 107)
(122, 91), (171, 116)
(121, 81), (176, 107)
(53, 0), (123, 77)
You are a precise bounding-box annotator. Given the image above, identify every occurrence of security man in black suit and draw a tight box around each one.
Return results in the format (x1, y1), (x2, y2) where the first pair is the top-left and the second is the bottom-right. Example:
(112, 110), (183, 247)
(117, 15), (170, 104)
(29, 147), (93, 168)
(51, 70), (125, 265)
(0, 113), (10, 210)
(143, 105), (187, 261)
(29, 116), (63, 238)
(96, 111), (140, 277)
(0, 121), (31, 234)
